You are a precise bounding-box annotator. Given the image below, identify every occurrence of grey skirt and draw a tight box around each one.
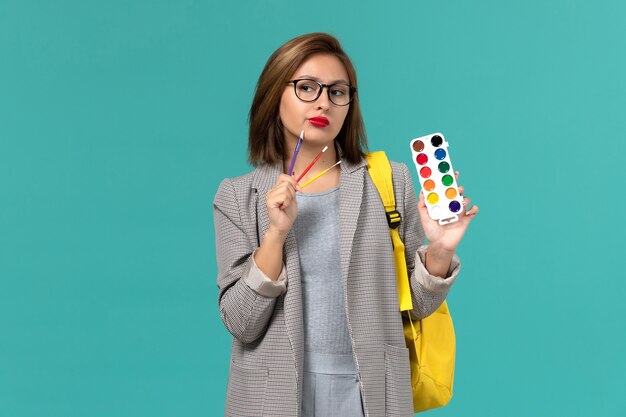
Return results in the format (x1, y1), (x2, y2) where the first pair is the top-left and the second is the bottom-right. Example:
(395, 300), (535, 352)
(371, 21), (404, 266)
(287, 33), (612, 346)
(301, 352), (365, 417)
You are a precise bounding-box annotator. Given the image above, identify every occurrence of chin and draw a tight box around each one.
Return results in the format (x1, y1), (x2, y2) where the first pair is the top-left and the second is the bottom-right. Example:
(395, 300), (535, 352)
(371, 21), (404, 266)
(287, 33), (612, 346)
(307, 128), (340, 141)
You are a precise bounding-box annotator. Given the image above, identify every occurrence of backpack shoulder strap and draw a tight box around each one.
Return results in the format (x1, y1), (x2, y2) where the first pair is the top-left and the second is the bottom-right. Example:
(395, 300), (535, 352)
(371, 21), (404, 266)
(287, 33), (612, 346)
(365, 151), (401, 228)
(365, 152), (413, 312)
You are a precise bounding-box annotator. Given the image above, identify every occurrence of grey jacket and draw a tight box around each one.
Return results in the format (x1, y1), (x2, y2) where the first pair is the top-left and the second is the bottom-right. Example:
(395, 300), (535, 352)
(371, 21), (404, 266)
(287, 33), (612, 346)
(213, 156), (460, 417)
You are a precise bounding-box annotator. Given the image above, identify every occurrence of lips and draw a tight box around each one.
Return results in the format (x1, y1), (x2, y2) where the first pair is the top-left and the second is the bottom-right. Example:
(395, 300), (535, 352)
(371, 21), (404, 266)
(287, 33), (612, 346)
(309, 116), (329, 127)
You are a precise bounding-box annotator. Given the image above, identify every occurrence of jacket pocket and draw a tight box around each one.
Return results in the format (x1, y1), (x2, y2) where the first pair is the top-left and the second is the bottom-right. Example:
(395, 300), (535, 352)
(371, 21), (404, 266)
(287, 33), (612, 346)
(224, 362), (268, 417)
(383, 343), (413, 417)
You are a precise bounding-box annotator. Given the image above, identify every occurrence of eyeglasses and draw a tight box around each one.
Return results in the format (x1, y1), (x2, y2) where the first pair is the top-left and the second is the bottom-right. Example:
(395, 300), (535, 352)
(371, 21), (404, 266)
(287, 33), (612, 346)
(287, 79), (356, 106)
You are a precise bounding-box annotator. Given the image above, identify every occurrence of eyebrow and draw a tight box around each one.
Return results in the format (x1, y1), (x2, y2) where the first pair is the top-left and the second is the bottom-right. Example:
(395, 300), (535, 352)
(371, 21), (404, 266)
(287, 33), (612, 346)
(295, 75), (350, 84)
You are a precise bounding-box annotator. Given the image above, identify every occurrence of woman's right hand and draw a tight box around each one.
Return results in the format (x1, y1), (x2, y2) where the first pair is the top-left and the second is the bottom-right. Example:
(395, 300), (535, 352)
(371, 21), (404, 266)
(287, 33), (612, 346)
(265, 174), (300, 238)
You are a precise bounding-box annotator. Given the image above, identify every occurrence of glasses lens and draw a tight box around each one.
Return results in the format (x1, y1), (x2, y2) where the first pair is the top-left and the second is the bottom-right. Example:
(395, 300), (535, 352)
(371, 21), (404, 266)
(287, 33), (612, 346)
(329, 84), (352, 105)
(294, 80), (320, 102)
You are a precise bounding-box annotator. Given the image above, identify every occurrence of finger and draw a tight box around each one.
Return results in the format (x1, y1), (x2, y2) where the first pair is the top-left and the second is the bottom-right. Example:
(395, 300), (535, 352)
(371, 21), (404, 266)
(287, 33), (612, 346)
(267, 186), (295, 208)
(417, 189), (426, 209)
(275, 183), (297, 197)
(288, 184), (296, 201)
(271, 196), (286, 210)
(280, 185), (297, 205)
(279, 197), (292, 209)
(462, 196), (471, 207)
(268, 194), (288, 209)
(272, 179), (298, 199)
(466, 205), (479, 217)
(267, 183), (291, 199)
(275, 174), (299, 190)
(278, 180), (296, 196)
(417, 190), (431, 220)
(455, 171), (460, 181)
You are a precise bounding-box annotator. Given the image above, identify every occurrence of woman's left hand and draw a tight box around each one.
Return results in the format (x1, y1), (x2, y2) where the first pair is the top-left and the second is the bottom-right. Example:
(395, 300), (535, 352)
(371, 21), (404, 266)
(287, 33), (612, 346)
(417, 171), (478, 254)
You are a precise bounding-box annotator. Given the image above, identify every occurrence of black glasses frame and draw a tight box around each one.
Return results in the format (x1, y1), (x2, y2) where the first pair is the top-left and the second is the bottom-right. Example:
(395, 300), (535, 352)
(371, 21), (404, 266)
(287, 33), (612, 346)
(287, 79), (357, 106)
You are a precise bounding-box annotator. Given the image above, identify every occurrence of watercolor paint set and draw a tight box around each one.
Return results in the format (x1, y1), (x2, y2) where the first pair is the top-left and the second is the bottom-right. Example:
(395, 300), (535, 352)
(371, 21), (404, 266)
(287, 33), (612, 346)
(410, 133), (463, 225)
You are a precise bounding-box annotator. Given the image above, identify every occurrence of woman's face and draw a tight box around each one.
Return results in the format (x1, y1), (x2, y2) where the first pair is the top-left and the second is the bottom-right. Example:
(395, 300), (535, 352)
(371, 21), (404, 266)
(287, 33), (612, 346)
(279, 53), (351, 149)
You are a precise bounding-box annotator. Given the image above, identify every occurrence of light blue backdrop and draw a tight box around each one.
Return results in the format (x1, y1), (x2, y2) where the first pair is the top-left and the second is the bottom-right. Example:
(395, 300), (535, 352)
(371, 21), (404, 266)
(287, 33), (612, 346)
(1, 0), (625, 416)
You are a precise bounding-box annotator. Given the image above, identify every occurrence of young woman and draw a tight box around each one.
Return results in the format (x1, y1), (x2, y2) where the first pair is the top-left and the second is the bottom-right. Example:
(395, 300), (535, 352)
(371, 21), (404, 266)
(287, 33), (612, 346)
(213, 32), (478, 417)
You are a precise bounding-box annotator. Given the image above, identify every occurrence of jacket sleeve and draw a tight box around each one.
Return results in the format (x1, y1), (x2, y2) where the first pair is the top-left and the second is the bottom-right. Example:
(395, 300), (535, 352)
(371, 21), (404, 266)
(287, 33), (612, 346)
(213, 178), (286, 343)
(398, 163), (461, 320)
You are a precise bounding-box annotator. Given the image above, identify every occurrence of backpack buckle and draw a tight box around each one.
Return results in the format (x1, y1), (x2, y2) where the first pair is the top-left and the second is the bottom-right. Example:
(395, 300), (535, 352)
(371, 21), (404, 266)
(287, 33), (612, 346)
(386, 210), (401, 229)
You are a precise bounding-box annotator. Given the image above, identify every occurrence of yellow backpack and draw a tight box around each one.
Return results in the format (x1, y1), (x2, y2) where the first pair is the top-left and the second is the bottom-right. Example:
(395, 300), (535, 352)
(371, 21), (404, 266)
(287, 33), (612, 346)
(366, 151), (456, 413)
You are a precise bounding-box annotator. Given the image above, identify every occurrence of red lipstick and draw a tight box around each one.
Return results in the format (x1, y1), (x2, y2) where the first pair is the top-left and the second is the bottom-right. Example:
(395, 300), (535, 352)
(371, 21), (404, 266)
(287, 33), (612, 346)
(309, 116), (329, 127)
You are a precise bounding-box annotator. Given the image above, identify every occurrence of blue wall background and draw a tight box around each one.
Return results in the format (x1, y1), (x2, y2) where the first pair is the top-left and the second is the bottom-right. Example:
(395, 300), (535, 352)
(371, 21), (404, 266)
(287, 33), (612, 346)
(2, 1), (625, 416)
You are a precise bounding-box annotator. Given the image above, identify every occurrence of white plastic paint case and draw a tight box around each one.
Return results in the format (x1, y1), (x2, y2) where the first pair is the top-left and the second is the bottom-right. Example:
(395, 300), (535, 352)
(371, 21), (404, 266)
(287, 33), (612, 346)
(409, 133), (463, 225)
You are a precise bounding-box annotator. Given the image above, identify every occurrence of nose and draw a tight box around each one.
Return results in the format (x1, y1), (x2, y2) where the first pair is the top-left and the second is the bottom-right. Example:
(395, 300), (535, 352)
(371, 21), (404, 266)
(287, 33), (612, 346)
(314, 87), (330, 110)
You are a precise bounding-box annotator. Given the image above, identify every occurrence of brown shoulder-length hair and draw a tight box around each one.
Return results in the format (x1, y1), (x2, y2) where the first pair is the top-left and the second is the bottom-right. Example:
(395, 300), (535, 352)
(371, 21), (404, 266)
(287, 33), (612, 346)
(248, 32), (367, 166)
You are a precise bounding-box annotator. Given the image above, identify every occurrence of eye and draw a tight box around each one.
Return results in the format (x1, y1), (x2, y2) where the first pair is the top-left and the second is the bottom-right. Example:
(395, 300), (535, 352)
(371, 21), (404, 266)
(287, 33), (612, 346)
(330, 85), (349, 96)
(297, 80), (319, 93)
